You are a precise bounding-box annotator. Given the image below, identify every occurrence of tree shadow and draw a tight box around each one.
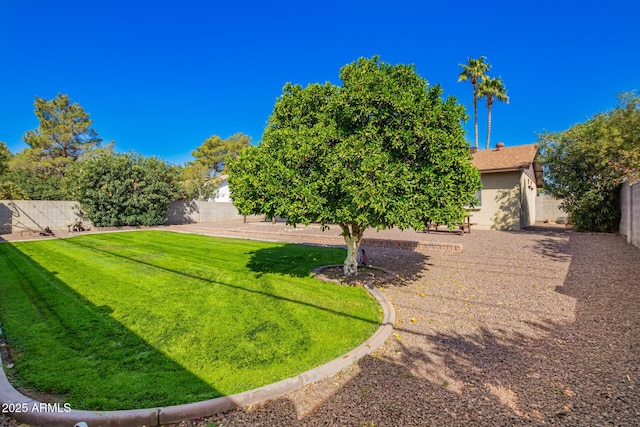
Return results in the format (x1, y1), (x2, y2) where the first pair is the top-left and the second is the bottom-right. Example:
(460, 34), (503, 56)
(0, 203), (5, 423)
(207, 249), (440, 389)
(245, 243), (348, 278)
(166, 200), (200, 225)
(492, 188), (521, 230)
(0, 243), (219, 411)
(511, 225), (573, 262)
(0, 202), (11, 234)
(245, 243), (431, 287)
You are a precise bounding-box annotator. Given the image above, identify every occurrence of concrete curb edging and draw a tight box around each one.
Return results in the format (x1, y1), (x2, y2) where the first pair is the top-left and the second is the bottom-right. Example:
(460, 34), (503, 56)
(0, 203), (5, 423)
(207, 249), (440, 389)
(1, 278), (395, 427)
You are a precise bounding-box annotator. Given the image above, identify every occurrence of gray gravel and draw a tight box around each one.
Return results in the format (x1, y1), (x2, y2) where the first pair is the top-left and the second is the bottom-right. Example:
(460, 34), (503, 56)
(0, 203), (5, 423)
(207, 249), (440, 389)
(2, 225), (639, 426)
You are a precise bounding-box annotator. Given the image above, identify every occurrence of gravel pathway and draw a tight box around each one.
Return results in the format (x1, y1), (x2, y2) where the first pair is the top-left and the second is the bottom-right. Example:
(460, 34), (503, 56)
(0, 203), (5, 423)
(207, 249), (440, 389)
(2, 226), (639, 426)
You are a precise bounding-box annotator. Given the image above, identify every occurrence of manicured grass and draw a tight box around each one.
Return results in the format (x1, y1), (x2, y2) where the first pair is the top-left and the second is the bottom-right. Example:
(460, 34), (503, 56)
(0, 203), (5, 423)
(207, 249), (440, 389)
(0, 231), (381, 410)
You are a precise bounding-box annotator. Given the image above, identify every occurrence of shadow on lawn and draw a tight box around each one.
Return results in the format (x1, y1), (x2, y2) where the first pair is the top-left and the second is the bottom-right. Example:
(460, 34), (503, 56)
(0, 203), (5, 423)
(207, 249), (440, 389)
(246, 243), (431, 287)
(0, 243), (220, 411)
(245, 243), (347, 278)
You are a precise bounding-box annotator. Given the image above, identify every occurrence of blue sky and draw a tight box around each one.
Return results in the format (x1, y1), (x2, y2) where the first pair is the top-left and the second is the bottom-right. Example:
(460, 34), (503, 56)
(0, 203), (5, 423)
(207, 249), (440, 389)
(1, 0), (638, 165)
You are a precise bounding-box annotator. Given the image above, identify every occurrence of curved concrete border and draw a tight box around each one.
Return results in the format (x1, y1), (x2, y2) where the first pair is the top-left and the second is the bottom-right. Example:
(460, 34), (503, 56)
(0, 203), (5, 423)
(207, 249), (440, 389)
(0, 281), (395, 427)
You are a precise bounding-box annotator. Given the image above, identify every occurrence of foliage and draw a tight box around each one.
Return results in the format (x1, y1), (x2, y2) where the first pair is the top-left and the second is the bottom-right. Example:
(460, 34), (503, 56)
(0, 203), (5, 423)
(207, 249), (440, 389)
(538, 92), (640, 232)
(65, 152), (180, 226)
(0, 181), (27, 199)
(191, 132), (252, 174)
(229, 56), (481, 275)
(0, 141), (11, 176)
(178, 162), (221, 201)
(4, 94), (112, 199)
(0, 231), (380, 410)
(22, 93), (107, 172)
(477, 76), (509, 149)
(0, 142), (24, 198)
(458, 56), (490, 149)
(1, 167), (66, 200)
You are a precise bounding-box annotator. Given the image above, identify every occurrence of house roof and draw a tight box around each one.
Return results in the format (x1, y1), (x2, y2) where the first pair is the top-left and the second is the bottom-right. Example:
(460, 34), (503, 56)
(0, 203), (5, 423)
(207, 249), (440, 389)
(471, 143), (538, 173)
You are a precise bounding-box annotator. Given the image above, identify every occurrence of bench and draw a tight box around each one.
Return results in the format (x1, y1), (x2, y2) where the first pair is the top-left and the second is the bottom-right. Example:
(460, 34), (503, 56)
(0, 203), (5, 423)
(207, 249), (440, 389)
(425, 215), (476, 235)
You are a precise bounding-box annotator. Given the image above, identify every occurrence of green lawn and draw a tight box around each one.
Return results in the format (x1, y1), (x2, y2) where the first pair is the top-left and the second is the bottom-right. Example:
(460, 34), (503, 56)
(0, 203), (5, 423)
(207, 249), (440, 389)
(0, 231), (381, 410)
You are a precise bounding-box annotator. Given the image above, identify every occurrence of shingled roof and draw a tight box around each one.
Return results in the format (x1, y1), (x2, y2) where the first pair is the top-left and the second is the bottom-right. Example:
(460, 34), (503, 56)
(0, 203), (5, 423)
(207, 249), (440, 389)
(471, 143), (542, 185)
(472, 143), (537, 171)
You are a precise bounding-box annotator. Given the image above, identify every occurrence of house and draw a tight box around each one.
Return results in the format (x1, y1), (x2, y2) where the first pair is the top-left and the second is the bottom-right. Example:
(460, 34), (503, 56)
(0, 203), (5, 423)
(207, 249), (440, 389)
(470, 142), (542, 230)
(212, 175), (231, 202)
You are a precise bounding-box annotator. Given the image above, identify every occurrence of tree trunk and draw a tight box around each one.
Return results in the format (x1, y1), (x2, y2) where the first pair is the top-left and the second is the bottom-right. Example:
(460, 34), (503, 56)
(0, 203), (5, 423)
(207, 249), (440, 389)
(339, 223), (364, 276)
(473, 84), (479, 149)
(486, 103), (493, 150)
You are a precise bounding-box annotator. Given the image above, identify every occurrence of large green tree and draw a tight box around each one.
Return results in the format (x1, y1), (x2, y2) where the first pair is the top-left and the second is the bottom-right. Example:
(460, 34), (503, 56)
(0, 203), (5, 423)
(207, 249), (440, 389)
(478, 76), (509, 150)
(22, 93), (106, 172)
(458, 56), (490, 149)
(229, 57), (481, 275)
(538, 92), (639, 232)
(65, 152), (180, 227)
(192, 132), (252, 174)
(6, 94), (112, 199)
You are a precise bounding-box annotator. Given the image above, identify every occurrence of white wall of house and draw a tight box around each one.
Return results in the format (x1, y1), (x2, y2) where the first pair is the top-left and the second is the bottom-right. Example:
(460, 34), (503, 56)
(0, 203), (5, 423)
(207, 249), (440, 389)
(470, 170), (538, 231)
(213, 179), (231, 202)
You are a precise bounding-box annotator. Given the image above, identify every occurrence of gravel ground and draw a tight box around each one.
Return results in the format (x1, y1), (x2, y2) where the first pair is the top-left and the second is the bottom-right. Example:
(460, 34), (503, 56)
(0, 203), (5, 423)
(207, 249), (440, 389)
(2, 225), (640, 426)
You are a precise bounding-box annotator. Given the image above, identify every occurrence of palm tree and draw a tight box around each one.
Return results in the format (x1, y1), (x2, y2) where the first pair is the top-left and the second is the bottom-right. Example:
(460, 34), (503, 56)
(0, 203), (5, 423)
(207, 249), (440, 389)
(458, 57), (490, 149)
(478, 76), (509, 150)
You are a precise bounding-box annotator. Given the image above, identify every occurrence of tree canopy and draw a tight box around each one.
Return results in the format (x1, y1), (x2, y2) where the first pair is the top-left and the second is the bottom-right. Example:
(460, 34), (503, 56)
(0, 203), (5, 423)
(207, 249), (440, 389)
(2, 94), (112, 200)
(458, 56), (490, 149)
(229, 56), (481, 275)
(478, 76), (509, 150)
(65, 152), (180, 227)
(538, 91), (640, 232)
(191, 132), (252, 174)
(0, 142), (11, 176)
(22, 93), (106, 170)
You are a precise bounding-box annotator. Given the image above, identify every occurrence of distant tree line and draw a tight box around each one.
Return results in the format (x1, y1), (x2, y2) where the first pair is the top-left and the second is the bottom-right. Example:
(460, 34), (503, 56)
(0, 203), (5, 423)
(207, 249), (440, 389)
(0, 94), (251, 226)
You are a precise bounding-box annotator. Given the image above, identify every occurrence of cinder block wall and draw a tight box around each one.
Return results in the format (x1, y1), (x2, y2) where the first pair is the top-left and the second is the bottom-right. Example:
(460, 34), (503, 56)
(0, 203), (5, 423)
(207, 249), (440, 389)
(1, 200), (256, 234)
(620, 181), (640, 249)
(535, 195), (568, 223)
(166, 200), (256, 224)
(0, 200), (87, 234)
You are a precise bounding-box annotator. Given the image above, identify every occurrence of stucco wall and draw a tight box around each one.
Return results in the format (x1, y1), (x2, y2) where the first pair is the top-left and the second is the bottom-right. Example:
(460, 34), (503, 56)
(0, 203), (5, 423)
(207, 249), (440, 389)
(520, 172), (537, 228)
(619, 180), (640, 249)
(471, 172), (522, 230)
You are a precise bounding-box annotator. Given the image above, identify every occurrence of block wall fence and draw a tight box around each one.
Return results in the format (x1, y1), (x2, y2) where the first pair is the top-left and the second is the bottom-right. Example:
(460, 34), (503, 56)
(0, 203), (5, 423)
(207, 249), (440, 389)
(0, 200), (255, 235)
(620, 180), (640, 249)
(2, 195), (639, 251)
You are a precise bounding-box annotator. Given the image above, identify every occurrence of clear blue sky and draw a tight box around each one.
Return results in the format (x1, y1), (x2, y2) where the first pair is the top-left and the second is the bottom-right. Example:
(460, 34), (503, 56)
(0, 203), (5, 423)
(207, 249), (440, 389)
(1, 0), (638, 165)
